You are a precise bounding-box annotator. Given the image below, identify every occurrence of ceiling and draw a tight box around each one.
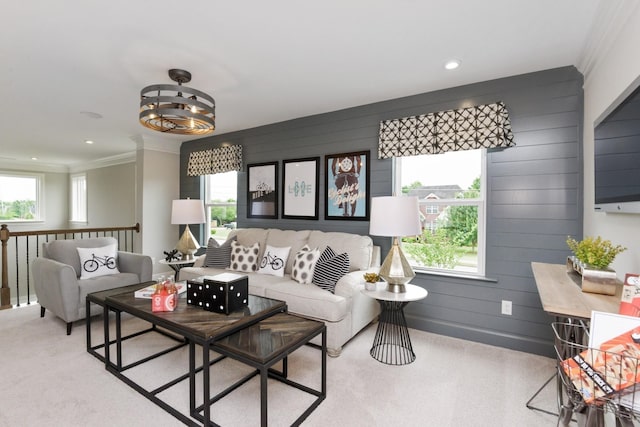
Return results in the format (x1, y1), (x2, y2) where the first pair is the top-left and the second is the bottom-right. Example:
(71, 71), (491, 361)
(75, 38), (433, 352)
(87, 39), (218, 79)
(1, 0), (604, 170)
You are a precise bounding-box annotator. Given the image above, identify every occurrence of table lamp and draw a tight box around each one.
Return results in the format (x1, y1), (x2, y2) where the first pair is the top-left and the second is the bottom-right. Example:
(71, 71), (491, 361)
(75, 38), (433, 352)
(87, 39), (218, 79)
(171, 198), (206, 260)
(369, 196), (421, 293)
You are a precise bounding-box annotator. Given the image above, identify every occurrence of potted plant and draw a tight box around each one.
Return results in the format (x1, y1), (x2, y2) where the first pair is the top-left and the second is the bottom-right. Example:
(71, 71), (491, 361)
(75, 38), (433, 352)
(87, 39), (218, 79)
(566, 236), (626, 270)
(566, 235), (626, 295)
(363, 272), (380, 291)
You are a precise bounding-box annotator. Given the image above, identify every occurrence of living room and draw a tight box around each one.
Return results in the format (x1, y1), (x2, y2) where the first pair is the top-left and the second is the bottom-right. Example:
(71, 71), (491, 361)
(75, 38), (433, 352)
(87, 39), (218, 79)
(2, 1), (640, 425)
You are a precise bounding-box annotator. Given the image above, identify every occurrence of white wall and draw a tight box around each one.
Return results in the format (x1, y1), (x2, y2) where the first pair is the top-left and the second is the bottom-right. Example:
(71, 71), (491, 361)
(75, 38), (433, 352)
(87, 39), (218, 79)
(86, 163), (136, 227)
(135, 146), (180, 276)
(583, 2), (640, 276)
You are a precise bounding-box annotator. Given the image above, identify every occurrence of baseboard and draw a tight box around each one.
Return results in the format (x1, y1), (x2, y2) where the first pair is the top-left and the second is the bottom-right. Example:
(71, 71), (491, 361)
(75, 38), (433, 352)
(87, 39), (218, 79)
(407, 315), (555, 358)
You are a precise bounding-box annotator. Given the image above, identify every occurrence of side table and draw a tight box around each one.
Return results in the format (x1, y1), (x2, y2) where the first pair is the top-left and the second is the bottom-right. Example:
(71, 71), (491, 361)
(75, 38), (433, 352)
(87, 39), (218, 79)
(362, 283), (428, 365)
(159, 258), (195, 281)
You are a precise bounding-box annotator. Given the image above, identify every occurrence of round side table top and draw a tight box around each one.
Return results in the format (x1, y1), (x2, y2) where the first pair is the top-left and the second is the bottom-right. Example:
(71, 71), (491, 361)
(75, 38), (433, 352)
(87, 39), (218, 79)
(159, 259), (195, 266)
(361, 283), (428, 302)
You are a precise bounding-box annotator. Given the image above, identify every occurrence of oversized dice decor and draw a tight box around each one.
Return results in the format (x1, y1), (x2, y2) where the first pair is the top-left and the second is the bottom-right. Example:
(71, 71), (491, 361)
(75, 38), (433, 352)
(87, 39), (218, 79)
(189, 273), (248, 314)
(186, 279), (205, 307)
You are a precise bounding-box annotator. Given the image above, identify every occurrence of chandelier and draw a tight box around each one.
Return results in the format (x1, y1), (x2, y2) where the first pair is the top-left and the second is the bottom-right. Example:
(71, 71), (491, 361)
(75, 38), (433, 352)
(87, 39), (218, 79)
(139, 69), (215, 135)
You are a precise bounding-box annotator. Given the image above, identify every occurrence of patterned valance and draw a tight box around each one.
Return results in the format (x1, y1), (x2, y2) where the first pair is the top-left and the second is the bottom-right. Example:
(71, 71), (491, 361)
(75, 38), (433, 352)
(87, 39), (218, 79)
(378, 101), (515, 159)
(187, 145), (243, 176)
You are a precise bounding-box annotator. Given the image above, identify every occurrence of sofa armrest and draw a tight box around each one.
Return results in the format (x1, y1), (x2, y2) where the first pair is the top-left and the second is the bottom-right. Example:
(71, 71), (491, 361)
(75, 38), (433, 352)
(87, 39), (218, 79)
(117, 251), (152, 282)
(32, 257), (81, 322)
(334, 271), (366, 299)
(192, 254), (206, 268)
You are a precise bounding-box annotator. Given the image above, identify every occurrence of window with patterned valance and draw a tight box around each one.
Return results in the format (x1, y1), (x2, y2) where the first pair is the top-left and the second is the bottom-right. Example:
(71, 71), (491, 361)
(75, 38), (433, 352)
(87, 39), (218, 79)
(378, 101), (515, 159)
(187, 145), (243, 176)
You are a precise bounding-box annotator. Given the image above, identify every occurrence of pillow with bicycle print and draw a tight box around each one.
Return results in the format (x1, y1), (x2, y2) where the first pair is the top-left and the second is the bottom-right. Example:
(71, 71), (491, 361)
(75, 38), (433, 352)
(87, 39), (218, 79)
(257, 244), (291, 277)
(76, 244), (120, 279)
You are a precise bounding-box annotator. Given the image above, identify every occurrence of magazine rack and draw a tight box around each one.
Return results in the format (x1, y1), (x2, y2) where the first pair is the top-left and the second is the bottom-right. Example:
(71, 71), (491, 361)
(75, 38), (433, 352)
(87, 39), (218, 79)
(553, 322), (640, 427)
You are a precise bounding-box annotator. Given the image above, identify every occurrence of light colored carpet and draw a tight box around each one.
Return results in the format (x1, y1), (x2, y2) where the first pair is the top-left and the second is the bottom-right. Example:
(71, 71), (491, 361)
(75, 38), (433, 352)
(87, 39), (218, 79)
(0, 304), (559, 426)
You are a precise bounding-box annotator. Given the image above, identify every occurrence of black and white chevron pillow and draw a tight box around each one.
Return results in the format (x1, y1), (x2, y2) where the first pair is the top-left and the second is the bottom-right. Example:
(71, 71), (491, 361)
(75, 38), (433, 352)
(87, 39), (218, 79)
(312, 246), (349, 293)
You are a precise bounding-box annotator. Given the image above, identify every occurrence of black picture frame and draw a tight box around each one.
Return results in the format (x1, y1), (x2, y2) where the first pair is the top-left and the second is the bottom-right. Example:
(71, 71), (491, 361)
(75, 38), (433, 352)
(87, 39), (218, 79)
(325, 150), (370, 220)
(246, 161), (279, 219)
(282, 157), (320, 220)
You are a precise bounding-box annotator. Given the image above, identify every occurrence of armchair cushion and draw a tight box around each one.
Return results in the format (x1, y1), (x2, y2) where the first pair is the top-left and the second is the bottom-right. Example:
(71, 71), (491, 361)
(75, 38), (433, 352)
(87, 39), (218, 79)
(77, 244), (120, 279)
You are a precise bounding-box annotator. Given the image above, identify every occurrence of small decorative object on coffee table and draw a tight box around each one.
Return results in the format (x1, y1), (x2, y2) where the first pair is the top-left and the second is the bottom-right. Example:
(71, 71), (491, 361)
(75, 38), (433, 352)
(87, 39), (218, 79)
(566, 235), (626, 295)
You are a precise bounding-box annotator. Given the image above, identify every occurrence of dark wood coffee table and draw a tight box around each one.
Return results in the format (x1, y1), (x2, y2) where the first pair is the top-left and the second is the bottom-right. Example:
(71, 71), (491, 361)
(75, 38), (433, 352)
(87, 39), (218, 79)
(102, 291), (287, 426)
(85, 281), (186, 367)
(215, 312), (326, 426)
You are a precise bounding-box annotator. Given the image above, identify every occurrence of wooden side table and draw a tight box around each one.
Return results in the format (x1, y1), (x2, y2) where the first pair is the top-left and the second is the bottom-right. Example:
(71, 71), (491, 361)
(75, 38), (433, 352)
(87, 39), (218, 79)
(158, 259), (195, 281)
(362, 283), (428, 365)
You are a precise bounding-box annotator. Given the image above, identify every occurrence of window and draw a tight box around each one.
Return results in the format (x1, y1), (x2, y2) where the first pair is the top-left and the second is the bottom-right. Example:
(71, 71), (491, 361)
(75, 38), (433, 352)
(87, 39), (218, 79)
(0, 172), (43, 221)
(70, 173), (87, 222)
(205, 171), (238, 242)
(395, 149), (486, 276)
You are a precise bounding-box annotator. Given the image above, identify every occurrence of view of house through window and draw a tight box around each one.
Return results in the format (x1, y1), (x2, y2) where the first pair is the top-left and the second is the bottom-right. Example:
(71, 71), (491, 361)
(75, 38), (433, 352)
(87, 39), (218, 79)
(0, 173), (43, 221)
(395, 149), (485, 275)
(205, 171), (238, 242)
(70, 173), (87, 222)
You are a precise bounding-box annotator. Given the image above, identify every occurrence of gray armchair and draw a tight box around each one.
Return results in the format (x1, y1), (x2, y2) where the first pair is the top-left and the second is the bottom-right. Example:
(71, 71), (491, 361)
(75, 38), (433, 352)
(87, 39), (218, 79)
(32, 237), (152, 334)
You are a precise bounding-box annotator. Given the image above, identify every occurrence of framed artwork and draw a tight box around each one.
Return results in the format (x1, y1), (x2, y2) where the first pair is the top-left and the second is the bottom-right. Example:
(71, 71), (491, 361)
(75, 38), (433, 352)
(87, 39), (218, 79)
(325, 150), (370, 220)
(282, 157), (319, 219)
(246, 161), (278, 219)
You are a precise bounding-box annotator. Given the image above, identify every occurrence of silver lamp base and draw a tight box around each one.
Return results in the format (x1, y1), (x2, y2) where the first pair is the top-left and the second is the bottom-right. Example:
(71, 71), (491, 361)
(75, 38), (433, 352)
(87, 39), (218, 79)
(378, 237), (415, 293)
(175, 224), (200, 261)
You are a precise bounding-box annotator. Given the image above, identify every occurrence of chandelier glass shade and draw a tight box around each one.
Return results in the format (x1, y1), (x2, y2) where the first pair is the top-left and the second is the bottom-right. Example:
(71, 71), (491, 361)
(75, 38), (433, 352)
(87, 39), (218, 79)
(139, 69), (215, 135)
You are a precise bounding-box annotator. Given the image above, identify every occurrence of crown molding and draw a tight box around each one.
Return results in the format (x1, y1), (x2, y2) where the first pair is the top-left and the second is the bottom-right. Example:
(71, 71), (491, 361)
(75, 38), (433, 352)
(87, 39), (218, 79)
(0, 158), (68, 173)
(577, 0), (640, 80)
(135, 138), (181, 155)
(67, 152), (137, 173)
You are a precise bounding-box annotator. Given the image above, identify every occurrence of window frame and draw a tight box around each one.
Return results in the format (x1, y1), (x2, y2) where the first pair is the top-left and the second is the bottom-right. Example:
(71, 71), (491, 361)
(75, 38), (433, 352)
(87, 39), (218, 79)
(0, 171), (44, 222)
(393, 149), (487, 277)
(70, 173), (87, 223)
(204, 171), (238, 243)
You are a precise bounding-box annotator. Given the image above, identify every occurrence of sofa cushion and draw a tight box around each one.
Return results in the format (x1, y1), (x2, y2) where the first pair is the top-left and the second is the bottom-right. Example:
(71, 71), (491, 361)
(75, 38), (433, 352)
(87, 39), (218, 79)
(312, 246), (350, 293)
(44, 237), (119, 277)
(257, 244), (290, 277)
(263, 280), (350, 322)
(77, 244), (120, 279)
(291, 245), (320, 284)
(77, 272), (142, 306)
(203, 236), (236, 268)
(264, 229), (311, 274)
(229, 241), (260, 272)
(307, 231), (372, 271)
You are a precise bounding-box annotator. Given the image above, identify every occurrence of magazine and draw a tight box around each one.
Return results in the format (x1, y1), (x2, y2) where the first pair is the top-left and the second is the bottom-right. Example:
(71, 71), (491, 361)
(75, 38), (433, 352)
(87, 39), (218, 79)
(134, 281), (187, 299)
(561, 323), (640, 404)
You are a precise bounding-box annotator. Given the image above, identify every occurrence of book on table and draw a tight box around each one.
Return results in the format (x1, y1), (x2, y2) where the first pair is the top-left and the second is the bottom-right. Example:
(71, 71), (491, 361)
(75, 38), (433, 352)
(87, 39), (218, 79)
(134, 282), (187, 299)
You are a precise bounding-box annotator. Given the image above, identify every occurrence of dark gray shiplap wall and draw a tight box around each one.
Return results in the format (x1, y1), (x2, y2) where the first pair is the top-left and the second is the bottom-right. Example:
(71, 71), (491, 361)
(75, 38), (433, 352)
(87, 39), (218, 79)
(180, 66), (583, 357)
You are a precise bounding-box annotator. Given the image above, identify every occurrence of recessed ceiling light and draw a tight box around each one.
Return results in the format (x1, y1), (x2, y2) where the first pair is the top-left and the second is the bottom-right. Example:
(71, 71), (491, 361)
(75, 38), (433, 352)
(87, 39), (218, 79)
(85, 140), (94, 144)
(31, 157), (38, 160)
(444, 60), (461, 70)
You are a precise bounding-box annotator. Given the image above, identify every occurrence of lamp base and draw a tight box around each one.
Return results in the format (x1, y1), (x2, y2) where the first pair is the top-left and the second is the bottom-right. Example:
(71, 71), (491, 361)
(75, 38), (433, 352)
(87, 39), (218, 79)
(175, 225), (200, 261)
(386, 283), (407, 293)
(378, 237), (415, 293)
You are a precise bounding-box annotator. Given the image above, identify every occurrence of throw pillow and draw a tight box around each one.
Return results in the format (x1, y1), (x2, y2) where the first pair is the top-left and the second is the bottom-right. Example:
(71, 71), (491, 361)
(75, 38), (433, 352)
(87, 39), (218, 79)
(76, 244), (120, 279)
(292, 245), (320, 284)
(257, 244), (291, 277)
(229, 241), (260, 272)
(312, 246), (350, 293)
(203, 236), (236, 268)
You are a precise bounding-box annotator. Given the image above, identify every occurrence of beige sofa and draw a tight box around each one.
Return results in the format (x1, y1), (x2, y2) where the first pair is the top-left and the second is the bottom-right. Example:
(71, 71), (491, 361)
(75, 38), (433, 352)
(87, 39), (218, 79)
(178, 228), (381, 356)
